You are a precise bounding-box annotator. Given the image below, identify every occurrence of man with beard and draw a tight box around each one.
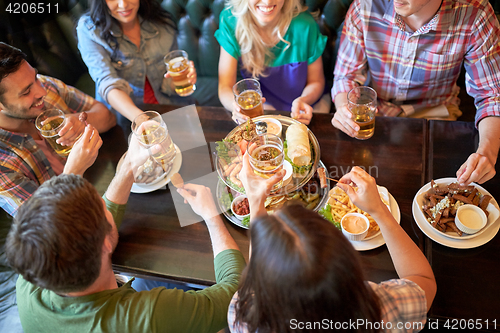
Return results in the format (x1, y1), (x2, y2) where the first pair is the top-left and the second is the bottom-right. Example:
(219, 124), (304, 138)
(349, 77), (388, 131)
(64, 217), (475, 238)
(0, 42), (115, 332)
(5, 135), (244, 333)
(331, 0), (500, 185)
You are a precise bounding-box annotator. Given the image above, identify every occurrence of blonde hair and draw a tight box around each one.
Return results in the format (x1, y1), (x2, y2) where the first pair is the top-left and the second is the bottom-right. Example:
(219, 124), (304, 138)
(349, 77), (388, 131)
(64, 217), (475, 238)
(228, 0), (306, 78)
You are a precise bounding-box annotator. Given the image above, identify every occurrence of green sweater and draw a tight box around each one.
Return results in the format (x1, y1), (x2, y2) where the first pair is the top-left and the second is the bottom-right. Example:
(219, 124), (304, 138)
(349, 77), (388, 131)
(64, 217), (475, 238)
(16, 197), (246, 333)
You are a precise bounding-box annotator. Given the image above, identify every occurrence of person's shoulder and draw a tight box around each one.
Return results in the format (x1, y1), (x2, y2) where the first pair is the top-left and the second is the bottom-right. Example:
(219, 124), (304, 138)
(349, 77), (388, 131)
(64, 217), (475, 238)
(38, 75), (66, 91)
(292, 11), (317, 26)
(219, 6), (237, 25)
(77, 13), (96, 31)
(220, 7), (235, 19)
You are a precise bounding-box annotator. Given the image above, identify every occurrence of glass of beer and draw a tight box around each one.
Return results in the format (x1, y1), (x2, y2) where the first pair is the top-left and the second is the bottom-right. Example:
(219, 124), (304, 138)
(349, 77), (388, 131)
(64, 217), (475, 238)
(233, 78), (264, 118)
(164, 50), (196, 97)
(35, 109), (72, 157)
(247, 133), (284, 189)
(131, 111), (177, 172)
(347, 86), (377, 140)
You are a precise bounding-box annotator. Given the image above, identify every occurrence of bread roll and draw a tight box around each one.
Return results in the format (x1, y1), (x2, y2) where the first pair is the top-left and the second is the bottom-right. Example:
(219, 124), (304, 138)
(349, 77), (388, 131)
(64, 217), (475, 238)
(286, 123), (311, 166)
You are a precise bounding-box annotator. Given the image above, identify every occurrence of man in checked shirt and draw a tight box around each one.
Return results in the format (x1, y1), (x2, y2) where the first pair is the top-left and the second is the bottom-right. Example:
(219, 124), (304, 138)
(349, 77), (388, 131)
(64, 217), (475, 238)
(331, 0), (500, 185)
(0, 42), (116, 333)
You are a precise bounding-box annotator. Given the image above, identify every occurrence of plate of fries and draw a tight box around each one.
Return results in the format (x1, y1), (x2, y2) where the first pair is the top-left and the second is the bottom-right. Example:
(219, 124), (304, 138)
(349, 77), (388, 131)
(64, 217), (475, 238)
(323, 185), (401, 251)
(412, 178), (500, 249)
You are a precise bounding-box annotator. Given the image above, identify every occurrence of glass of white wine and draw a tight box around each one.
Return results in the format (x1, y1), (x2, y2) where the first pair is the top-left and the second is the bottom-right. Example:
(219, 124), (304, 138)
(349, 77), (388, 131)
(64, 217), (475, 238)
(347, 86), (377, 140)
(131, 111), (176, 173)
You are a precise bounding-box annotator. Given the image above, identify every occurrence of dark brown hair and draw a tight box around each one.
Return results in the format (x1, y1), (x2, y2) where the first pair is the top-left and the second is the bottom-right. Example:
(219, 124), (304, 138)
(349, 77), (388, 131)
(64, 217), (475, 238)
(88, 0), (175, 58)
(0, 42), (27, 98)
(235, 205), (381, 333)
(6, 174), (111, 293)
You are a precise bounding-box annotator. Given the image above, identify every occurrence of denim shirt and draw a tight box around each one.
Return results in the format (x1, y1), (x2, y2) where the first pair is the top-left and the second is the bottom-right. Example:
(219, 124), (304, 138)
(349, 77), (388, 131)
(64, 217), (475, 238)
(76, 14), (177, 109)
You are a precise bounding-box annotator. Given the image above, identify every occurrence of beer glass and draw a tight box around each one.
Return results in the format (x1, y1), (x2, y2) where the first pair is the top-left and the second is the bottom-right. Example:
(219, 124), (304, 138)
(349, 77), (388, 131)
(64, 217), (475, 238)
(247, 133), (284, 189)
(131, 111), (176, 172)
(35, 109), (72, 157)
(164, 50), (195, 96)
(347, 86), (377, 140)
(233, 78), (264, 118)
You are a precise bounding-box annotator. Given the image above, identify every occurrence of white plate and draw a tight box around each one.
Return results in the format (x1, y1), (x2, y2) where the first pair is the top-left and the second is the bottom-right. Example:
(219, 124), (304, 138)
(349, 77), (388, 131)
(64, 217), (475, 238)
(318, 186), (400, 251)
(412, 178), (500, 249)
(350, 190), (401, 251)
(117, 144), (182, 194)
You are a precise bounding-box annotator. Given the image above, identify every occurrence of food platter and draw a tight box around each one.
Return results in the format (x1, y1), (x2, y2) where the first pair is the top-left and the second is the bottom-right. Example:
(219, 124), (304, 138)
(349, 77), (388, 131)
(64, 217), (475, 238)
(215, 115), (321, 195)
(217, 160), (330, 229)
(412, 178), (500, 249)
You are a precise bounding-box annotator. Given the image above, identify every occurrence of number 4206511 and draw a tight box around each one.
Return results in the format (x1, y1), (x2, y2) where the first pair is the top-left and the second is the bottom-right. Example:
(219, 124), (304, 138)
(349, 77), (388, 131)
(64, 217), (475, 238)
(6, 3), (59, 14)
(444, 319), (497, 330)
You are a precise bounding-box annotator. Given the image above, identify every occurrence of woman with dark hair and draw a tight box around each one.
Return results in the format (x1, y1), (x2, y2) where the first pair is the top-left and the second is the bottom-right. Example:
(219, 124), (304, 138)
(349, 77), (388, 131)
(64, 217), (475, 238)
(77, 0), (197, 131)
(233, 157), (436, 332)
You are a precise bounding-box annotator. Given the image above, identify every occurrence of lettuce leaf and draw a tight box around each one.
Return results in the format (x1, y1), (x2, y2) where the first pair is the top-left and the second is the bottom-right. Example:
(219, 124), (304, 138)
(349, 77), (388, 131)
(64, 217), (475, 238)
(319, 204), (341, 230)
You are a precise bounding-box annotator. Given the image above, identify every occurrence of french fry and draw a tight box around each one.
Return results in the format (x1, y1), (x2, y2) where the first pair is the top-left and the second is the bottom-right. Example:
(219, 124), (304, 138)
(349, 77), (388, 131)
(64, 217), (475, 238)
(327, 186), (384, 237)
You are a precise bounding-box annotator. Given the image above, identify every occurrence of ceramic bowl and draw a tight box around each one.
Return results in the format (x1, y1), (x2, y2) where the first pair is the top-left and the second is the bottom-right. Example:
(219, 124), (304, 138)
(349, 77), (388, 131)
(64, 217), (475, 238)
(231, 195), (250, 220)
(341, 213), (369, 241)
(454, 204), (487, 234)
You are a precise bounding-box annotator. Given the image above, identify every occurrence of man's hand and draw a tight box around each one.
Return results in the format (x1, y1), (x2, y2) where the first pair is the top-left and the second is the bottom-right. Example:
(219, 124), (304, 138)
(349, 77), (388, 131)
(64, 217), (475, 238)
(331, 103), (359, 137)
(121, 133), (154, 178)
(63, 124), (102, 175)
(239, 152), (285, 217)
(291, 97), (313, 125)
(337, 166), (388, 216)
(177, 184), (220, 221)
(57, 113), (86, 146)
(456, 152), (496, 185)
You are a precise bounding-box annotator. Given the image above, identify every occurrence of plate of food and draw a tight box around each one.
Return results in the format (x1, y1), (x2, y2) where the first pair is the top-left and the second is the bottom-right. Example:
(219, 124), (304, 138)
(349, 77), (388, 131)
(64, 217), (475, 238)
(318, 185), (401, 251)
(117, 144), (182, 194)
(215, 116), (320, 195)
(412, 178), (500, 249)
(216, 162), (330, 229)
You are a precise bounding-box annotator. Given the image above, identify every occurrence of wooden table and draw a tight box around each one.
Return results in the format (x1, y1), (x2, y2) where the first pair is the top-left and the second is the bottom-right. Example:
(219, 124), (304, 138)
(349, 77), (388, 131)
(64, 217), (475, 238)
(425, 120), (500, 330)
(86, 106), (499, 330)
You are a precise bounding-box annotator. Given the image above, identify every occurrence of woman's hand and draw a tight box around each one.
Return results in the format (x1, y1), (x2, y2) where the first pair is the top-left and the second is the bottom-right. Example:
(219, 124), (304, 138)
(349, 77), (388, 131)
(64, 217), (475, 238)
(232, 101), (250, 124)
(239, 152), (285, 218)
(164, 61), (197, 87)
(336, 166), (387, 217)
(291, 97), (313, 125)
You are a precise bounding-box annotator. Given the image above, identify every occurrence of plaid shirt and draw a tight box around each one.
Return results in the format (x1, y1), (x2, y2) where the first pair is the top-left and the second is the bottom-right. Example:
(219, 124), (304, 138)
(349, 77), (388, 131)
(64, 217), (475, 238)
(227, 279), (426, 333)
(0, 75), (96, 216)
(333, 0), (500, 124)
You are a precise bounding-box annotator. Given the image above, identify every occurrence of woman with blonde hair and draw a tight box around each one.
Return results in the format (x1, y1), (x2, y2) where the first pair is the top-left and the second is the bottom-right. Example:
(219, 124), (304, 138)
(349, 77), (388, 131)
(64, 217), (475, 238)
(215, 0), (327, 124)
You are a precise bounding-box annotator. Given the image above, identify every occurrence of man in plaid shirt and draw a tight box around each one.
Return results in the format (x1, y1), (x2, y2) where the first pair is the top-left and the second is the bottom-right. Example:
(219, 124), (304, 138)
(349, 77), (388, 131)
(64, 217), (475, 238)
(332, 0), (500, 185)
(0, 42), (115, 333)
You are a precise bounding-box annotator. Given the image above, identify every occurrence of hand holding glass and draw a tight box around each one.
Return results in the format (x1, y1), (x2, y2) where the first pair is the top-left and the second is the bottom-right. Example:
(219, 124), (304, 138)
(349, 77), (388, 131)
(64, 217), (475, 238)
(233, 78), (264, 118)
(247, 133), (284, 189)
(164, 50), (196, 97)
(347, 86), (377, 140)
(35, 109), (73, 157)
(131, 111), (176, 172)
